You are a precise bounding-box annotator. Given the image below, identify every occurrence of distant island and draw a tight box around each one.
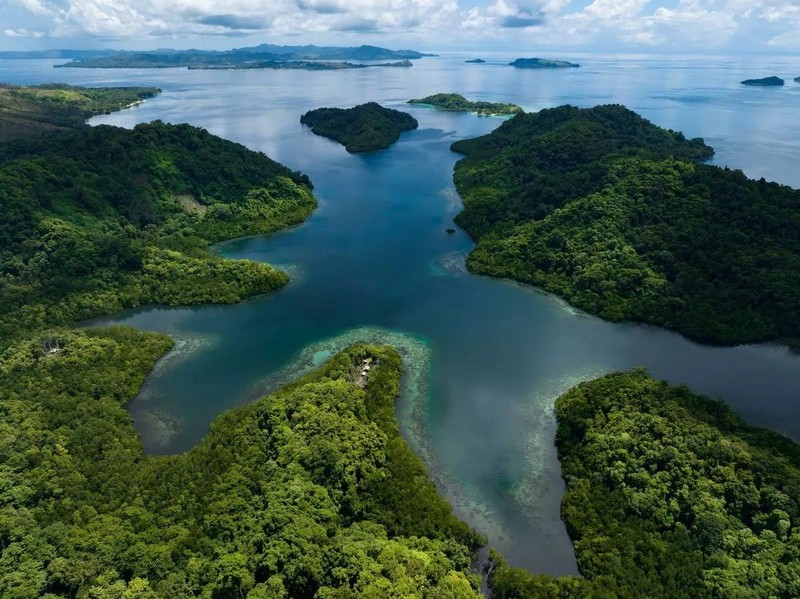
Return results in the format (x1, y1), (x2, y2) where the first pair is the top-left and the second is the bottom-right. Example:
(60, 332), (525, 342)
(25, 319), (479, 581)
(794, 76), (800, 83)
(465, 58), (486, 64)
(301, 102), (418, 153)
(510, 57), (580, 69)
(451, 104), (800, 345)
(741, 76), (785, 86)
(186, 60), (412, 71)
(0, 83), (160, 141)
(54, 44), (433, 69)
(408, 93), (522, 116)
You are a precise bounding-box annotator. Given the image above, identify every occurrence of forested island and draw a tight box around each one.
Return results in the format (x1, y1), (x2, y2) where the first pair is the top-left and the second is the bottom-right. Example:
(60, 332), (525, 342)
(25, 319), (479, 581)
(187, 59), (412, 71)
(741, 76), (785, 86)
(301, 102), (418, 153)
(451, 104), (800, 345)
(510, 58), (580, 69)
(490, 370), (800, 597)
(0, 86), (315, 344)
(0, 83), (159, 141)
(408, 93), (522, 116)
(54, 44), (431, 69)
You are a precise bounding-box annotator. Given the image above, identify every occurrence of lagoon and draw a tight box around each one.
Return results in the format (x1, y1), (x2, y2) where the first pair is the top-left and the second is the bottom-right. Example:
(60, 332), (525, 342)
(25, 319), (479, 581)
(4, 52), (799, 575)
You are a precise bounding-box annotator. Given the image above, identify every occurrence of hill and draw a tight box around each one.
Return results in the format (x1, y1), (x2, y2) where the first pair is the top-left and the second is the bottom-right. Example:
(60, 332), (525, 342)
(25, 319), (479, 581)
(0, 83), (159, 141)
(0, 120), (315, 343)
(491, 370), (800, 598)
(0, 333), (483, 597)
(451, 104), (800, 344)
(301, 102), (418, 153)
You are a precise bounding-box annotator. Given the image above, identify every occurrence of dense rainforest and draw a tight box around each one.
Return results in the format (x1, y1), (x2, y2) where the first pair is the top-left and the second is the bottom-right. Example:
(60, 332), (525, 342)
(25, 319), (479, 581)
(408, 94), (521, 116)
(0, 119), (316, 343)
(4, 86), (800, 599)
(0, 332), (484, 598)
(300, 103), (418, 153)
(0, 84), (160, 141)
(451, 104), (800, 344)
(490, 370), (800, 598)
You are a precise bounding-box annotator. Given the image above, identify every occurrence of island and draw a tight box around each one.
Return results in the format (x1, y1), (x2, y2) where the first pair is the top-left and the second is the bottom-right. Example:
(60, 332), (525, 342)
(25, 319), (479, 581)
(187, 59), (412, 71)
(54, 44), (434, 69)
(451, 104), (800, 345)
(794, 76), (800, 83)
(465, 58), (486, 63)
(408, 93), (522, 116)
(510, 57), (580, 69)
(0, 86), (316, 342)
(741, 76), (785, 86)
(0, 83), (159, 141)
(300, 102), (418, 153)
(490, 369), (800, 598)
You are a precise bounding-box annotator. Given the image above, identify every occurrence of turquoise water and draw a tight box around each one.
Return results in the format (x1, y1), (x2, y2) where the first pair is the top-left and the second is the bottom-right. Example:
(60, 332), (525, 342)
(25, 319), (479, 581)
(3, 53), (800, 575)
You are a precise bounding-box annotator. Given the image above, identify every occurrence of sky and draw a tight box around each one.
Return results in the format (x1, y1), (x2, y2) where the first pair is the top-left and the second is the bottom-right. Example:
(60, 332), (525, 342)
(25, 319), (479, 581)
(0, 0), (798, 53)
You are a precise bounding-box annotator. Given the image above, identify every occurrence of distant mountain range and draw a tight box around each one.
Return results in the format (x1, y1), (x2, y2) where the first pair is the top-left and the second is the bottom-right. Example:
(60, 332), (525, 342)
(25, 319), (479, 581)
(0, 44), (435, 69)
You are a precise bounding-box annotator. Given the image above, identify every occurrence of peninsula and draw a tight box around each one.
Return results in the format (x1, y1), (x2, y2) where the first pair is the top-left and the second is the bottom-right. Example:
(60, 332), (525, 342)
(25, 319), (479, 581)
(0, 86), (316, 342)
(451, 104), (800, 345)
(0, 83), (159, 141)
(741, 76), (785, 86)
(510, 57), (580, 68)
(408, 93), (522, 116)
(491, 369), (800, 597)
(55, 44), (433, 69)
(301, 102), (418, 153)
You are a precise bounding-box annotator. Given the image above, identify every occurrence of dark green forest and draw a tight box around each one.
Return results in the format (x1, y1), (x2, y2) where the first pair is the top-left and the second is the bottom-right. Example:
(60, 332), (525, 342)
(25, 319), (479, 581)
(490, 370), (800, 598)
(300, 103), (418, 153)
(0, 84), (160, 141)
(452, 104), (800, 344)
(0, 120), (316, 344)
(0, 331), (484, 598)
(408, 94), (522, 116)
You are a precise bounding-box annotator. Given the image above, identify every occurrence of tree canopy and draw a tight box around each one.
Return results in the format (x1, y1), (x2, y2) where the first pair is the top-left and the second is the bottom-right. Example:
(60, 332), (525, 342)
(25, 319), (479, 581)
(0, 120), (316, 344)
(451, 104), (800, 344)
(490, 370), (800, 598)
(301, 103), (418, 153)
(0, 332), (484, 598)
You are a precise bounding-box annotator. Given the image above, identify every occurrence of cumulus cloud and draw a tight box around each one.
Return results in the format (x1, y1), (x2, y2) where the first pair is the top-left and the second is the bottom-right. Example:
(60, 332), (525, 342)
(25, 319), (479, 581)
(3, 0), (799, 50)
(460, 0), (798, 51)
(6, 0), (458, 38)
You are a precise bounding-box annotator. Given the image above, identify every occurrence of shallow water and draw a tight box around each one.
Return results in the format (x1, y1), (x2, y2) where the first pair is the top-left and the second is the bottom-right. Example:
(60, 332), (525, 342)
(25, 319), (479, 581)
(4, 53), (800, 575)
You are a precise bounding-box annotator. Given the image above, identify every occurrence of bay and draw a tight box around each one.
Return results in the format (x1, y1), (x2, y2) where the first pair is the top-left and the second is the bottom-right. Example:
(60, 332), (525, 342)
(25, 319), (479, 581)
(3, 52), (799, 575)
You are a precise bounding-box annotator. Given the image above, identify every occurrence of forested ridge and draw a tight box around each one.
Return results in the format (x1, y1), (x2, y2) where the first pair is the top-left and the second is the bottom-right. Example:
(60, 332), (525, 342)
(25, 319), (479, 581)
(0, 84), (160, 141)
(301, 103), (418, 153)
(451, 104), (800, 344)
(490, 370), (800, 598)
(0, 332), (484, 597)
(0, 119), (316, 344)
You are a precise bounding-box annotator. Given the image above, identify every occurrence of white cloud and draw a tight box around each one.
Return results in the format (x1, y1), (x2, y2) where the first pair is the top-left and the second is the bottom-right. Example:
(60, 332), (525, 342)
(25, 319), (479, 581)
(7, 0), (458, 39)
(3, 0), (799, 51)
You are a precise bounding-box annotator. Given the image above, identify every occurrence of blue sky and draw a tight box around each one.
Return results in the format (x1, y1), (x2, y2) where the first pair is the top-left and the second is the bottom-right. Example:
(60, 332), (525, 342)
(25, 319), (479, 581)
(0, 0), (798, 53)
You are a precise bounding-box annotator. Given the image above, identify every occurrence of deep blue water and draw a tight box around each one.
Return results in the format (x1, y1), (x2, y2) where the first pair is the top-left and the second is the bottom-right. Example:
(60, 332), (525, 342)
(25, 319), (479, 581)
(3, 53), (799, 574)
